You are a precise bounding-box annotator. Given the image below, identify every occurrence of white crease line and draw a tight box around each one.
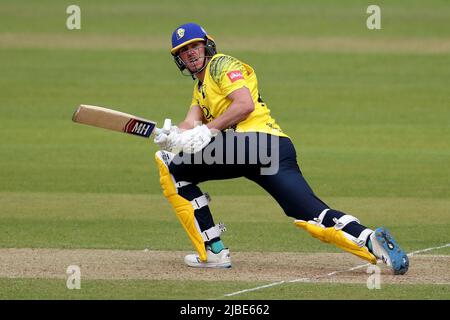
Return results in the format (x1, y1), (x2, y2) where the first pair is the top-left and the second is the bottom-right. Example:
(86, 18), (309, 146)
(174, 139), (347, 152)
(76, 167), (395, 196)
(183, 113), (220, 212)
(413, 254), (450, 258)
(407, 243), (450, 256)
(222, 281), (286, 297)
(222, 243), (450, 298)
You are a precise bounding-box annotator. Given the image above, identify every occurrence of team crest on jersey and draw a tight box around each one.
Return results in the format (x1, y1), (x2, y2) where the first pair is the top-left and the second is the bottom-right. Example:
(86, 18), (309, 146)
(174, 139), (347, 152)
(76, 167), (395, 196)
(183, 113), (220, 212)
(201, 106), (214, 121)
(176, 28), (185, 40)
(227, 70), (244, 82)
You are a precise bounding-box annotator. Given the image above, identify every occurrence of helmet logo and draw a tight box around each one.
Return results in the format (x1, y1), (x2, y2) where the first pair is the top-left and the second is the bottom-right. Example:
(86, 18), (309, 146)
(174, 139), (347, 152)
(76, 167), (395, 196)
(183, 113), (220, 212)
(176, 28), (185, 40)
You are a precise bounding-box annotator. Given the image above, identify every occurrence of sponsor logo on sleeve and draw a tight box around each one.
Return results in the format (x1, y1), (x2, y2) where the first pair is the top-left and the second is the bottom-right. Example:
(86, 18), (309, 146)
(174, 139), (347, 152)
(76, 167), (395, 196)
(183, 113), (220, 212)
(226, 70), (244, 83)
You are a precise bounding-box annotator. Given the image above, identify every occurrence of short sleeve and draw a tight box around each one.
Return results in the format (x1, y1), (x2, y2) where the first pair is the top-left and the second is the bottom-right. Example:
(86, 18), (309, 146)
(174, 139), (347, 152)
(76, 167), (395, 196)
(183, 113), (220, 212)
(209, 55), (248, 97)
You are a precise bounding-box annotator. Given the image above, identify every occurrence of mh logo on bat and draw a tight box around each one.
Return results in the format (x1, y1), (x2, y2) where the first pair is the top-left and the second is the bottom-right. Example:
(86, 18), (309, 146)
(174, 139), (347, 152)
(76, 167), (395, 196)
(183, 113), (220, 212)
(124, 119), (155, 137)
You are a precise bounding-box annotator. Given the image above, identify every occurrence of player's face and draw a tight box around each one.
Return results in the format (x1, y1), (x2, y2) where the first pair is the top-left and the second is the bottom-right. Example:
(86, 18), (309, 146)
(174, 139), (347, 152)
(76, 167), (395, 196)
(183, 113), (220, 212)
(178, 41), (206, 72)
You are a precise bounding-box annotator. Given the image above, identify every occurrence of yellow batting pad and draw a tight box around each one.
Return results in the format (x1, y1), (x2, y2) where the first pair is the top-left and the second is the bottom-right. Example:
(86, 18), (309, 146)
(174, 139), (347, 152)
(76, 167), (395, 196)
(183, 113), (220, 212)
(155, 153), (207, 262)
(295, 221), (377, 264)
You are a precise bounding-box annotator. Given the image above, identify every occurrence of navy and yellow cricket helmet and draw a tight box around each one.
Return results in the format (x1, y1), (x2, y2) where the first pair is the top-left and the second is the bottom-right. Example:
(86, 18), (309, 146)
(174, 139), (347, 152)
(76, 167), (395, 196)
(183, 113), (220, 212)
(170, 23), (217, 76)
(171, 23), (216, 55)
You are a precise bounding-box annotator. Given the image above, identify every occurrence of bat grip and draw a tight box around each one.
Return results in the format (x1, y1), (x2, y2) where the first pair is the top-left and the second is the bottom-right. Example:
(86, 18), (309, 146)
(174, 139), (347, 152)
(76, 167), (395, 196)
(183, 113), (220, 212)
(154, 118), (172, 136)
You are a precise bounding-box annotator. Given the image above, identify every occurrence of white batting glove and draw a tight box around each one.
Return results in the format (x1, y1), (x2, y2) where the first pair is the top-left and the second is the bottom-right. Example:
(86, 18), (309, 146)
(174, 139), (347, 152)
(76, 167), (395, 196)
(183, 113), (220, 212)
(166, 130), (184, 154)
(154, 119), (170, 150)
(153, 119), (182, 152)
(161, 118), (182, 136)
(181, 124), (216, 154)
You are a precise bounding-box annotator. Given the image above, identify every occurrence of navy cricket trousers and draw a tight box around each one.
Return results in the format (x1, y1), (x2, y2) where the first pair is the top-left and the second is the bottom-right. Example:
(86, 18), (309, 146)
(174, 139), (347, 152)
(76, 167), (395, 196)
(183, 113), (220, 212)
(168, 131), (366, 243)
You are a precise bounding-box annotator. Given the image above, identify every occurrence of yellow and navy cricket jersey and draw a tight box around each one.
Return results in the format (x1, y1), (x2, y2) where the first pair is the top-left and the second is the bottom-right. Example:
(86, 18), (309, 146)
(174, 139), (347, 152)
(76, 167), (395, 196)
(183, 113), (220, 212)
(190, 53), (288, 138)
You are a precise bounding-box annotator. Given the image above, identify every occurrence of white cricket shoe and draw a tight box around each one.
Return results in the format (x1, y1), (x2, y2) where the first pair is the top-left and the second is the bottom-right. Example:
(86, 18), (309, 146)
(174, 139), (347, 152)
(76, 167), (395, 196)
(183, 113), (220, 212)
(369, 227), (409, 275)
(184, 248), (232, 268)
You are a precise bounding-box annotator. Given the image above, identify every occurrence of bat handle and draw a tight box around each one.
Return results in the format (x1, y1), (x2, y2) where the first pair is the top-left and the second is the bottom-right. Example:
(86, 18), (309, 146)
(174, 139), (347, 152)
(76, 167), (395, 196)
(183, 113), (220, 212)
(153, 119), (172, 136)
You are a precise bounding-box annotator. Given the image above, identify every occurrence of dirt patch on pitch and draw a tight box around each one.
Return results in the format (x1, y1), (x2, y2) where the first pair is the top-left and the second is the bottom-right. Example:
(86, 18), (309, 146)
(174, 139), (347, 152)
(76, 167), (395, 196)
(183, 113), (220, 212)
(0, 248), (448, 285)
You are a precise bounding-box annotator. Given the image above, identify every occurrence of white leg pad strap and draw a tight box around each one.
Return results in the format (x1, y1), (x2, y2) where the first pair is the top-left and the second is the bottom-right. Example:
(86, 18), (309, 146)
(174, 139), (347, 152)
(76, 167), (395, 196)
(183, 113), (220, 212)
(191, 193), (211, 210)
(342, 228), (374, 247)
(333, 215), (360, 230)
(176, 181), (191, 188)
(356, 228), (374, 247)
(313, 208), (330, 226)
(201, 223), (226, 242)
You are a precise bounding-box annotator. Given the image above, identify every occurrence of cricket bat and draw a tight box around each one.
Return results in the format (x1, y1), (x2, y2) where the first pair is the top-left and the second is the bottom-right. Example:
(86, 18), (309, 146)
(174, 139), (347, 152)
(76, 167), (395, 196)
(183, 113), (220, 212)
(72, 104), (161, 138)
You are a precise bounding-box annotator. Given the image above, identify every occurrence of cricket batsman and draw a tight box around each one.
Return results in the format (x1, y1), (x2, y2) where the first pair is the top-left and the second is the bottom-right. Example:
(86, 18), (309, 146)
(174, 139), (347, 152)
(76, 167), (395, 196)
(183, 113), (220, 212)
(153, 22), (409, 274)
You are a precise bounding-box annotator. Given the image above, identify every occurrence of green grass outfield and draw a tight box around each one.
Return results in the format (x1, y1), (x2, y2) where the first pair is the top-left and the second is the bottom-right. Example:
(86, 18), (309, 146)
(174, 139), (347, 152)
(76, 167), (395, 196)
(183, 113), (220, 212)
(1, 279), (449, 300)
(0, 0), (449, 300)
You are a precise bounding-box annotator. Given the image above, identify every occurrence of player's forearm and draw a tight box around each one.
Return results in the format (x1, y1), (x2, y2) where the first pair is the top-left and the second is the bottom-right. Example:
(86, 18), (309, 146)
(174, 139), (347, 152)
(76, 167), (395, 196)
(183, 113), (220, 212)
(206, 101), (254, 131)
(178, 105), (205, 130)
(178, 120), (194, 131)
